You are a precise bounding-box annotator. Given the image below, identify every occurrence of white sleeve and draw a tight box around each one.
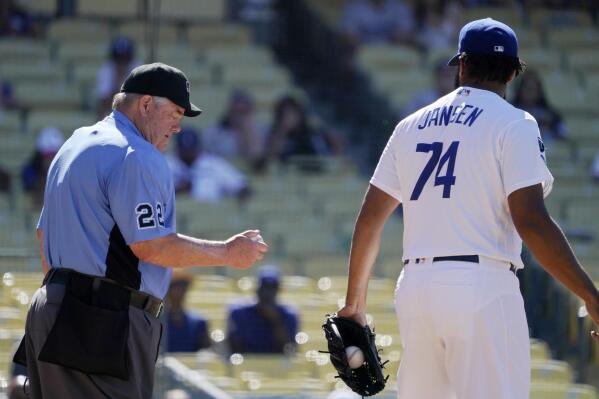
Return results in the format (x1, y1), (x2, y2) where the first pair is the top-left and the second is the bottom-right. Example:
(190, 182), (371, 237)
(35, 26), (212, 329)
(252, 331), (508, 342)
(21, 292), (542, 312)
(501, 118), (554, 198)
(370, 127), (403, 202)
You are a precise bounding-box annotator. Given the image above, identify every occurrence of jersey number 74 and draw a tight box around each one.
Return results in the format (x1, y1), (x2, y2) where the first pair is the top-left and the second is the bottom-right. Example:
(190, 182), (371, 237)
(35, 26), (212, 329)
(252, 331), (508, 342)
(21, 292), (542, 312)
(410, 141), (460, 201)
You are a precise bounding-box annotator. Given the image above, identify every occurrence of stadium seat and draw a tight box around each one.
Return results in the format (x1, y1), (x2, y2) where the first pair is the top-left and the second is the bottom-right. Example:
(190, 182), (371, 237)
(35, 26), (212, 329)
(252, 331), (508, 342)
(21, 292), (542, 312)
(550, 29), (599, 51)
(564, 199), (599, 237)
(202, 46), (274, 68)
(569, 49), (599, 73)
(159, 0), (225, 21)
(460, 6), (524, 28)
(14, 82), (82, 110)
(0, 61), (65, 84)
(305, 0), (347, 27)
(0, 38), (50, 63)
(27, 110), (95, 135)
(118, 21), (181, 45)
(47, 19), (113, 43)
(16, 0), (57, 16)
(530, 382), (599, 399)
(229, 354), (317, 379)
(302, 255), (349, 278)
(0, 110), (22, 135)
(530, 339), (551, 361)
(187, 25), (252, 48)
(57, 42), (111, 64)
(77, 0), (139, 18)
(531, 359), (573, 383)
(357, 46), (421, 72)
(530, 8), (593, 30)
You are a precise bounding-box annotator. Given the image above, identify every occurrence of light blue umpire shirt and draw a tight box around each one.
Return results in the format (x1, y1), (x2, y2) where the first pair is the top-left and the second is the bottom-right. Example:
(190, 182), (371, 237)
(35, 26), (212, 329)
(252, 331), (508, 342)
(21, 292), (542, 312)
(37, 110), (175, 299)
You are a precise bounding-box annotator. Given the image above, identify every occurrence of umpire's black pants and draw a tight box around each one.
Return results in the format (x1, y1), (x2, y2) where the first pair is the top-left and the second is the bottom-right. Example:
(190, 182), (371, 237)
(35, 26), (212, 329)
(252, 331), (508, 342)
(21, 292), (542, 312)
(24, 283), (163, 399)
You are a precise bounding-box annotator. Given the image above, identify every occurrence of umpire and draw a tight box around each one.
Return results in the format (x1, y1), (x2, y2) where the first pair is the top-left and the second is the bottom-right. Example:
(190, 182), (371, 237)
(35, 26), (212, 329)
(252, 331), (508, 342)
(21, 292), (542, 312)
(16, 63), (268, 398)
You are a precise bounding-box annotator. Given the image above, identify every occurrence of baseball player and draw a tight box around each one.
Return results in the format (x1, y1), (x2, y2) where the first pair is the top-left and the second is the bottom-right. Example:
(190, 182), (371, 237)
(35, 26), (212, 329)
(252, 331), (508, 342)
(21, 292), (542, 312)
(338, 18), (599, 399)
(18, 63), (268, 399)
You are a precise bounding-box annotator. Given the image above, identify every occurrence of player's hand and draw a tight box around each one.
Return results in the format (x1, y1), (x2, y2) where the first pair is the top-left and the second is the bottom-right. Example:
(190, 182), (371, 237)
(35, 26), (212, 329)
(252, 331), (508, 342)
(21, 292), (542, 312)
(585, 298), (599, 341)
(337, 305), (367, 327)
(225, 230), (268, 269)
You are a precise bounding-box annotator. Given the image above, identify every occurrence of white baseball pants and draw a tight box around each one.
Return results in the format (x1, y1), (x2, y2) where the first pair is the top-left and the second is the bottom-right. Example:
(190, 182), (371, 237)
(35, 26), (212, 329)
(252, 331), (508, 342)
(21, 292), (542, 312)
(394, 257), (530, 399)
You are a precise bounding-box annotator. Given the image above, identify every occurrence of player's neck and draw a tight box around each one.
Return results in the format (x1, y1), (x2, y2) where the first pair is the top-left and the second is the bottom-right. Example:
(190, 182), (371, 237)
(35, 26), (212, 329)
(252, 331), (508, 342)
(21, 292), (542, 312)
(460, 79), (507, 99)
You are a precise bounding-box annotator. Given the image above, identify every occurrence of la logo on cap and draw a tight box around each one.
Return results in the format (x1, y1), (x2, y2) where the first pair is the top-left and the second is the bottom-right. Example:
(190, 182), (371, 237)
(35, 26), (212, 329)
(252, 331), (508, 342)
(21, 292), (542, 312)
(494, 45), (504, 52)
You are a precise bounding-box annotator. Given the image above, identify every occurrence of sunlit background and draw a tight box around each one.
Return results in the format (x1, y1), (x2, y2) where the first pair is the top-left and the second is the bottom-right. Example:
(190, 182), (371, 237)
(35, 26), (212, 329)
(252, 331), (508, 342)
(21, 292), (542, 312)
(0, 0), (598, 398)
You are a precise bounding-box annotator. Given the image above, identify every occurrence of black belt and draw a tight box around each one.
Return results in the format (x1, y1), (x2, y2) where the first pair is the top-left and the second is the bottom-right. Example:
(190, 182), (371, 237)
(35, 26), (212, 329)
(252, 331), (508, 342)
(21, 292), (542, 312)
(45, 268), (164, 318)
(404, 255), (518, 275)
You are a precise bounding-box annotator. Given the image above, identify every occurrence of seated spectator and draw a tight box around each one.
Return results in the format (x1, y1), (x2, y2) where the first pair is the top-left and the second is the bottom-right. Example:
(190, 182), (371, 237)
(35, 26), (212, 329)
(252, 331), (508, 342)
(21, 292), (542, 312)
(592, 153), (599, 182)
(267, 95), (343, 163)
(203, 90), (268, 166)
(0, 0), (36, 37)
(340, 0), (416, 49)
(0, 166), (10, 193)
(164, 270), (211, 353)
(414, 0), (461, 53)
(511, 70), (568, 141)
(166, 127), (250, 203)
(226, 265), (299, 354)
(22, 127), (64, 206)
(402, 58), (455, 116)
(95, 37), (141, 119)
(1, 79), (17, 108)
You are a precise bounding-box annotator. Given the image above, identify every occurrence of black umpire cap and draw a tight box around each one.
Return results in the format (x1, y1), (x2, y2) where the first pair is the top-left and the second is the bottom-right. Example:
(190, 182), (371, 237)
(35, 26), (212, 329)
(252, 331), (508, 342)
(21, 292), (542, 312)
(120, 62), (202, 117)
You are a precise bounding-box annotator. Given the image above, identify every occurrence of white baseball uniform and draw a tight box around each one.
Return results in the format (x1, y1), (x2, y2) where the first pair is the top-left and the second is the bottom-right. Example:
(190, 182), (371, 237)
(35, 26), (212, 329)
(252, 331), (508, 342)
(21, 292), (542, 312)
(370, 86), (553, 399)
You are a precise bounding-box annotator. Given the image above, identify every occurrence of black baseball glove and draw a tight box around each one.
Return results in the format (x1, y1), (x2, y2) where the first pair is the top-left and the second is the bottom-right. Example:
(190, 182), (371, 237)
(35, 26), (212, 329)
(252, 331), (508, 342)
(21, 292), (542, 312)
(321, 314), (388, 397)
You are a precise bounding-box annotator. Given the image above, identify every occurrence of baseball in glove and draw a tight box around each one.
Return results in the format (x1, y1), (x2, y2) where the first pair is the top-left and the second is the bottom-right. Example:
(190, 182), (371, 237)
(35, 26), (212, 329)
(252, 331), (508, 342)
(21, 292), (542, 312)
(321, 314), (388, 397)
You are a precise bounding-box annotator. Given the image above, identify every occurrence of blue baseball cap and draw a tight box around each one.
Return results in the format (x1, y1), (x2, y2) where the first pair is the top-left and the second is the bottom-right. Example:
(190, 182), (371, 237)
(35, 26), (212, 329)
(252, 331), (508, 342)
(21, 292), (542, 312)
(448, 18), (519, 66)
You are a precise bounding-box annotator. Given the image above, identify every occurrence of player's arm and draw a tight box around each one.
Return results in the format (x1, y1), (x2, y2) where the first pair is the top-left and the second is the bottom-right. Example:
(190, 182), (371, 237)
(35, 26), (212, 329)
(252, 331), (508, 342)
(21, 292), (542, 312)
(508, 184), (599, 340)
(338, 184), (400, 325)
(130, 230), (268, 270)
(36, 228), (49, 275)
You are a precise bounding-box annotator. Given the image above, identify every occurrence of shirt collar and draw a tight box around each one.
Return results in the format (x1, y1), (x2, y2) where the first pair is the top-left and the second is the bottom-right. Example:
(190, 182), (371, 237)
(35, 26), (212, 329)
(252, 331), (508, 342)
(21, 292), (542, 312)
(110, 110), (143, 139)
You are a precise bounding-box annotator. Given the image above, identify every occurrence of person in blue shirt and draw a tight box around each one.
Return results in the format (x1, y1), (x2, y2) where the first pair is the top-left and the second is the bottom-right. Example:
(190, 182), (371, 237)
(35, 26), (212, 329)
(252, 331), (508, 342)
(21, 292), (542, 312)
(164, 270), (211, 352)
(18, 63), (268, 399)
(227, 265), (299, 354)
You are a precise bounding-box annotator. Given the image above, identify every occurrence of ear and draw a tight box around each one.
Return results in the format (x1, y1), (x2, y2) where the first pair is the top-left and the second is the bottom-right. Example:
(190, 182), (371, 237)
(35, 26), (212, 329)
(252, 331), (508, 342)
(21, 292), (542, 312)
(458, 58), (466, 81)
(138, 95), (153, 116)
(506, 69), (517, 84)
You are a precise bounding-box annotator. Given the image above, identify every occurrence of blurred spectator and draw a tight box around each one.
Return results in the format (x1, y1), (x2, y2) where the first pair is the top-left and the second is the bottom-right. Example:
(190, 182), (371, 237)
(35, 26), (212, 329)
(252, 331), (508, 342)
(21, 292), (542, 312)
(414, 0), (461, 52)
(95, 37), (141, 119)
(511, 71), (568, 141)
(228, 0), (278, 44)
(226, 265), (299, 354)
(1, 80), (17, 108)
(0, 0), (36, 37)
(164, 270), (211, 353)
(340, 0), (416, 49)
(402, 59), (456, 116)
(203, 90), (268, 166)
(166, 127), (251, 203)
(0, 166), (10, 193)
(22, 127), (64, 206)
(592, 153), (599, 182)
(267, 95), (343, 162)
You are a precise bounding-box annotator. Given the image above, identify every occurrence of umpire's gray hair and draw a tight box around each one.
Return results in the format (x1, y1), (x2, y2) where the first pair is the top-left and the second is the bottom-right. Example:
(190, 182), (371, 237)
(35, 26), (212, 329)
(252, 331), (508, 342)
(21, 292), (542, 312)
(112, 92), (168, 111)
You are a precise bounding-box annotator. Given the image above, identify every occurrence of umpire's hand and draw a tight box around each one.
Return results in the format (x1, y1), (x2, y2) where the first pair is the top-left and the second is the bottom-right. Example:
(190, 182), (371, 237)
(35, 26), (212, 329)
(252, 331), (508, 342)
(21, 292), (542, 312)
(225, 230), (268, 269)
